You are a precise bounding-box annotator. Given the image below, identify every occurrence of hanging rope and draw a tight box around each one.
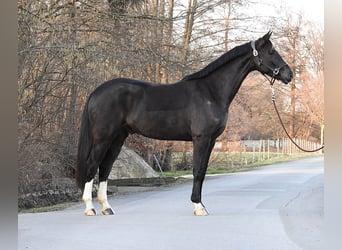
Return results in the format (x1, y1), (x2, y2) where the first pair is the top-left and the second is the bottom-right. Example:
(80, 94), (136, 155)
(266, 75), (324, 153)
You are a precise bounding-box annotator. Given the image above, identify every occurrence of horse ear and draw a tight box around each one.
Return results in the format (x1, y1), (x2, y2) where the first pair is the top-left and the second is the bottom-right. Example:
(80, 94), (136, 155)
(255, 31), (272, 48)
(263, 31), (272, 41)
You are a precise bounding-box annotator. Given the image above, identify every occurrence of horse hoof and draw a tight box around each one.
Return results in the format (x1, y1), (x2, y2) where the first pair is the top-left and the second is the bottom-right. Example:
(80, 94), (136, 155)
(102, 208), (115, 215)
(84, 208), (96, 216)
(194, 208), (209, 216)
(193, 202), (209, 216)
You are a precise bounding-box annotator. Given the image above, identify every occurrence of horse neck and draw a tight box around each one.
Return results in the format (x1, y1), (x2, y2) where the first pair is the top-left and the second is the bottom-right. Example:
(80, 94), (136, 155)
(204, 54), (253, 109)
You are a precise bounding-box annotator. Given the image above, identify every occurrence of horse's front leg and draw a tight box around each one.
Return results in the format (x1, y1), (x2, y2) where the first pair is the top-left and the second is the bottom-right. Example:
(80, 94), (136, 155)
(191, 137), (215, 216)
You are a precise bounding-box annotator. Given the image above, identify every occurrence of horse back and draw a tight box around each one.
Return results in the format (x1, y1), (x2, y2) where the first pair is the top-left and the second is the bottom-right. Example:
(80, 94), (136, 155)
(144, 83), (189, 111)
(89, 77), (191, 112)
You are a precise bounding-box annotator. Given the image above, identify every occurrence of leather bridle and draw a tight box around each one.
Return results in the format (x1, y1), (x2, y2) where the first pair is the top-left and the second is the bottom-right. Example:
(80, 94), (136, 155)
(251, 40), (284, 85)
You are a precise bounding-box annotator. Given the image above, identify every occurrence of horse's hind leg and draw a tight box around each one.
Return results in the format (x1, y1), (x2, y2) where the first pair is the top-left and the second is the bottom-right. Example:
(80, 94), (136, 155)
(83, 179), (96, 216)
(82, 140), (112, 216)
(97, 131), (128, 215)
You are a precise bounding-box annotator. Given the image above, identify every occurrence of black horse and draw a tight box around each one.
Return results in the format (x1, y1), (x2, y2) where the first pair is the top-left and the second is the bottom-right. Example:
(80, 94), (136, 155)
(76, 31), (293, 216)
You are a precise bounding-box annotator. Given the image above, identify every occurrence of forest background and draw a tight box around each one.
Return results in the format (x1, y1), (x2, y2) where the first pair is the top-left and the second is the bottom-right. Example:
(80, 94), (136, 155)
(18, 0), (324, 200)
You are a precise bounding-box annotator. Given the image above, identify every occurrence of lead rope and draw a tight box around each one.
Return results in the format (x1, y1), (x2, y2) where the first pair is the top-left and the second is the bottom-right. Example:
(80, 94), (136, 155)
(265, 75), (324, 153)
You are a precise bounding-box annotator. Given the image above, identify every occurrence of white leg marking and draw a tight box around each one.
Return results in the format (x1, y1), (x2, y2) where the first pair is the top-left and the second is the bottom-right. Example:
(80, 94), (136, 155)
(97, 181), (115, 215)
(193, 202), (209, 216)
(82, 179), (96, 216)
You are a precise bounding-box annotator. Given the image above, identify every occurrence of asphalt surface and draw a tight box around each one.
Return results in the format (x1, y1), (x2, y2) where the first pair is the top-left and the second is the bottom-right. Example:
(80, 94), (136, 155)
(18, 156), (323, 250)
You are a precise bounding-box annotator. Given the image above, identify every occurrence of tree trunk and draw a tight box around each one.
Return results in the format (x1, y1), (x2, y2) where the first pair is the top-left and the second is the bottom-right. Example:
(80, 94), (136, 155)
(161, 0), (174, 84)
(63, 0), (78, 154)
(223, 1), (233, 52)
(180, 0), (198, 77)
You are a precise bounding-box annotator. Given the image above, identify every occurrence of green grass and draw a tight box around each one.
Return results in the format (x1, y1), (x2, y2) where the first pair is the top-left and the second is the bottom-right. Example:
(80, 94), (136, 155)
(19, 201), (81, 214)
(164, 153), (321, 177)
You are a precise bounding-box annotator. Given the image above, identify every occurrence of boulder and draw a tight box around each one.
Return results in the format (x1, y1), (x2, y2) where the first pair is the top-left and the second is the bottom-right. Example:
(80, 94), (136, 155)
(108, 146), (158, 179)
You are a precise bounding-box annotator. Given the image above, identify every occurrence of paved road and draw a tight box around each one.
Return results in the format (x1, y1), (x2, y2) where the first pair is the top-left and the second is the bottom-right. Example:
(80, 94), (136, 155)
(18, 157), (323, 250)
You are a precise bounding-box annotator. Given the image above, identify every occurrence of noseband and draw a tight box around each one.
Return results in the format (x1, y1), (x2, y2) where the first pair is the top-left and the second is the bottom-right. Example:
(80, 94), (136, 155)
(251, 40), (283, 85)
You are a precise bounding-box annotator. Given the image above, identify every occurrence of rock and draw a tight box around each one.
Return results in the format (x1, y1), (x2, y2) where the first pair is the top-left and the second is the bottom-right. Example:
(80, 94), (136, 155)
(108, 146), (159, 180)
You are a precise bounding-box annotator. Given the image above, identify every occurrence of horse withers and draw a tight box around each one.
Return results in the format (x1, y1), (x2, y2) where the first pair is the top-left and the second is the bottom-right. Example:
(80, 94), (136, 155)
(76, 31), (293, 216)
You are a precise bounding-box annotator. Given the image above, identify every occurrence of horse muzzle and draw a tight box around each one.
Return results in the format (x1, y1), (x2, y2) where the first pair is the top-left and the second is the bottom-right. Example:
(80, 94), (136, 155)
(278, 65), (293, 84)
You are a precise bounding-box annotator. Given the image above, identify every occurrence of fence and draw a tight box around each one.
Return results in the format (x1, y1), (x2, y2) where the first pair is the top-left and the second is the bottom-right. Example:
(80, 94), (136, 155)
(170, 138), (323, 170)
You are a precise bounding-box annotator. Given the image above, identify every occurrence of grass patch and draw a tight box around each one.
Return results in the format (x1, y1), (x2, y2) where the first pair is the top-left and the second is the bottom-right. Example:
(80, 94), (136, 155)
(19, 201), (81, 214)
(165, 153), (321, 177)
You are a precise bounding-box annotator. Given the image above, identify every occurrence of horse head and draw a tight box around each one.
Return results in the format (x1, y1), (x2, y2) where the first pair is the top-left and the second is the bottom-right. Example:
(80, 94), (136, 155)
(251, 31), (293, 84)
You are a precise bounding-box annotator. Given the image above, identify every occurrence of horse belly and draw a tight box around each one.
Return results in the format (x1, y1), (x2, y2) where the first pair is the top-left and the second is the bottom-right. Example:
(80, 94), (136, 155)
(126, 111), (192, 141)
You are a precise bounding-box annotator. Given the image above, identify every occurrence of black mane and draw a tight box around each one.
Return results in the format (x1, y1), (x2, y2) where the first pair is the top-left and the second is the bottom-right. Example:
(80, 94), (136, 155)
(182, 41), (251, 81)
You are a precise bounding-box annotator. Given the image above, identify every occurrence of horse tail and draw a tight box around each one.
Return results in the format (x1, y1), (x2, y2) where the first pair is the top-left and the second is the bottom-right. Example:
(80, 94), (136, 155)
(76, 99), (92, 190)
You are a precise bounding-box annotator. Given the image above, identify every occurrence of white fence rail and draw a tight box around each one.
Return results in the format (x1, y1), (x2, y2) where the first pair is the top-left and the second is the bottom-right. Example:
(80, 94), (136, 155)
(213, 138), (323, 155)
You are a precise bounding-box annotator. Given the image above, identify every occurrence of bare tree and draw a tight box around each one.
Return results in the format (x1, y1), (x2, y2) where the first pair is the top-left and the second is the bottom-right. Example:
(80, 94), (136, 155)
(266, 10), (324, 142)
